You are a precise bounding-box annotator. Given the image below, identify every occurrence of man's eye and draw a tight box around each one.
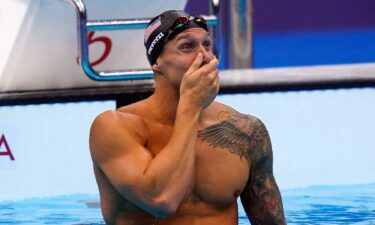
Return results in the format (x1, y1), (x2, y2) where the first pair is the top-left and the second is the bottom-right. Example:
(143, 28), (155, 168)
(180, 43), (193, 49)
(203, 41), (211, 47)
(203, 41), (212, 50)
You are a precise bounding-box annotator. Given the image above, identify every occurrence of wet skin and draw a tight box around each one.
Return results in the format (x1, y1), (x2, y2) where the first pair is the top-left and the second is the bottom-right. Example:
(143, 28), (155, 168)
(89, 28), (286, 225)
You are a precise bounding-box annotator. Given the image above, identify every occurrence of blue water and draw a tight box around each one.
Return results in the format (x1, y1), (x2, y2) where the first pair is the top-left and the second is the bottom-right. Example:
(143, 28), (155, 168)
(280, 184), (375, 225)
(1, 184), (374, 225)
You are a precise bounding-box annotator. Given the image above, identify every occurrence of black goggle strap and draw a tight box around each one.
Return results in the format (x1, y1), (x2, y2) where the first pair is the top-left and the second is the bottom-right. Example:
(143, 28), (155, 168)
(192, 16), (207, 29)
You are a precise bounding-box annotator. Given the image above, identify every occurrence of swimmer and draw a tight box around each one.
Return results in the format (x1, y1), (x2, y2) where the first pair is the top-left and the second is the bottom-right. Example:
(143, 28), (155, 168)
(89, 10), (286, 225)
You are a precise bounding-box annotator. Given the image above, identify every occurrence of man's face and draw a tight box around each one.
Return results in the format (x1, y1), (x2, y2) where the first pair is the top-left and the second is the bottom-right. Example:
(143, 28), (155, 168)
(153, 28), (215, 87)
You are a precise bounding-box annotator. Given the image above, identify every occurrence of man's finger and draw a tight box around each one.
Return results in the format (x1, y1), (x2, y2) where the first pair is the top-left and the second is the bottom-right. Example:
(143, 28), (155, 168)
(186, 53), (203, 75)
(196, 57), (218, 75)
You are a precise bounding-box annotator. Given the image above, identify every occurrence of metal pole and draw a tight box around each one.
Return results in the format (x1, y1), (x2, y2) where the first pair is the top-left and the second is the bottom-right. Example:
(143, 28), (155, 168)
(66, 0), (218, 81)
(212, 0), (253, 69)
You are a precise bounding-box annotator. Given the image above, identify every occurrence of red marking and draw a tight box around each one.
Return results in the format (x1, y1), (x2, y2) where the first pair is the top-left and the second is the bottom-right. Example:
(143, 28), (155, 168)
(0, 134), (15, 160)
(88, 31), (112, 66)
(264, 192), (277, 211)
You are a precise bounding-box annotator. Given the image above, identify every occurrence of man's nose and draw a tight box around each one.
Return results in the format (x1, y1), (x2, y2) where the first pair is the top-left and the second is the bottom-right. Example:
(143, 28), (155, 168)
(198, 45), (213, 64)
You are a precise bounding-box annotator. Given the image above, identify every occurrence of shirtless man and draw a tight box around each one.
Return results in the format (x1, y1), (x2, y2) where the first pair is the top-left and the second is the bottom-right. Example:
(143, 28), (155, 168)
(89, 10), (286, 225)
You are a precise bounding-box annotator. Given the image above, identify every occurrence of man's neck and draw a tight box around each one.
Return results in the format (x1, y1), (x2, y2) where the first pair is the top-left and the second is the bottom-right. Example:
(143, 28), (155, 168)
(148, 84), (181, 125)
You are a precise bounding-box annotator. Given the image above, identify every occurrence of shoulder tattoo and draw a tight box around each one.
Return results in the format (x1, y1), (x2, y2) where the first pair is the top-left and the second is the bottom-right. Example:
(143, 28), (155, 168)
(198, 108), (270, 164)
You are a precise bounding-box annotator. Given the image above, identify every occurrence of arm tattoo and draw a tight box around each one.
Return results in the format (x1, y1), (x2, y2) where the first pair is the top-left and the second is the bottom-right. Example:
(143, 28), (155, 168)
(199, 109), (286, 224)
(242, 117), (286, 225)
(244, 153), (286, 225)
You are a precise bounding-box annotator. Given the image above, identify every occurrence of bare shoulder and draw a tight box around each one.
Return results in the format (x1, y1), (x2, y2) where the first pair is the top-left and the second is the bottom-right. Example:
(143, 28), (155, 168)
(89, 109), (149, 164)
(91, 109), (148, 133)
(201, 101), (271, 163)
(217, 103), (272, 156)
(212, 101), (267, 129)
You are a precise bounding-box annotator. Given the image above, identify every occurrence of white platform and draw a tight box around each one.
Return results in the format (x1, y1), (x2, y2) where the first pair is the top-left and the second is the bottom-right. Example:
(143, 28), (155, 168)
(0, 0), (187, 92)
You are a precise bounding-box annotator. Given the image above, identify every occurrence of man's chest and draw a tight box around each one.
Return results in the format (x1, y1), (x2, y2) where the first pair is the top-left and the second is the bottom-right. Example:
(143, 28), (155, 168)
(145, 123), (250, 207)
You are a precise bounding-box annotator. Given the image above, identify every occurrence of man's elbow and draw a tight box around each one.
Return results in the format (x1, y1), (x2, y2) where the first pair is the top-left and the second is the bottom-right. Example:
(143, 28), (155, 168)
(151, 197), (179, 218)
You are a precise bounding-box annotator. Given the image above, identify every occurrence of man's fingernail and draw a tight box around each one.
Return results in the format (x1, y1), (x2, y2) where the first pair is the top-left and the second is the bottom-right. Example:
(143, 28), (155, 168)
(197, 53), (202, 60)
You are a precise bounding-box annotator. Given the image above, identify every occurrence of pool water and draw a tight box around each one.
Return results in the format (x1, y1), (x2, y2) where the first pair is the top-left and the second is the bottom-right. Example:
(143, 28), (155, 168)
(1, 184), (374, 225)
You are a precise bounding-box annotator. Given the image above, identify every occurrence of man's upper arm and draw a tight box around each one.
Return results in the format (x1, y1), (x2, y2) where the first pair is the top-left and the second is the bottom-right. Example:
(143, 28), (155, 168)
(89, 111), (154, 205)
(240, 117), (286, 225)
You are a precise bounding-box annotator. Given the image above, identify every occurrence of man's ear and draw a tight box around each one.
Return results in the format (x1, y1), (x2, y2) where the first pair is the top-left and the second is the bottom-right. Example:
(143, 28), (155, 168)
(152, 61), (162, 74)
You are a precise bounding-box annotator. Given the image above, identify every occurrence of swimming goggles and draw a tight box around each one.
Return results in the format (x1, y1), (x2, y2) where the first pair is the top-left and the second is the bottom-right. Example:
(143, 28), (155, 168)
(163, 16), (208, 44)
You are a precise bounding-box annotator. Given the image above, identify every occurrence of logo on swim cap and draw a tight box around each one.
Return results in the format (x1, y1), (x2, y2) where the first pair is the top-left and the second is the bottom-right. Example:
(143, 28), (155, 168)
(144, 17), (161, 43)
(148, 32), (165, 55)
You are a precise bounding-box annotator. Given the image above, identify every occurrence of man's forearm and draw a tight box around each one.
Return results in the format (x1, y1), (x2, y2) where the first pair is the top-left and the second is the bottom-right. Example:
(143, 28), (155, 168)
(140, 99), (201, 213)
